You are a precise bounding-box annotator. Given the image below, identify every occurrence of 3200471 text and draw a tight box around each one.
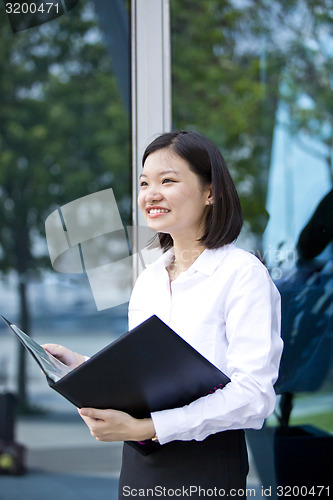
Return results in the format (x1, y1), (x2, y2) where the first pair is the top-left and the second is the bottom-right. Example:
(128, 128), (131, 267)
(5, 2), (60, 14)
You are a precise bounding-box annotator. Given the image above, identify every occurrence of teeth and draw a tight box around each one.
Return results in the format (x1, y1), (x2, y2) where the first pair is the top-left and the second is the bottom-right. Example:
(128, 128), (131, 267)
(149, 209), (169, 214)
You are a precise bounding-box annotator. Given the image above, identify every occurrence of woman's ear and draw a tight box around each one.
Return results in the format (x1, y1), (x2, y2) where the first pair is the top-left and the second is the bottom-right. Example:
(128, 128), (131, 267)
(206, 186), (213, 206)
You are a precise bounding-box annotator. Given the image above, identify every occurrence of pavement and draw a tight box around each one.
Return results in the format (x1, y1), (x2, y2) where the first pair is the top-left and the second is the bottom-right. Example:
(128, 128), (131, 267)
(0, 408), (266, 500)
(1, 388), (333, 500)
(1, 410), (123, 500)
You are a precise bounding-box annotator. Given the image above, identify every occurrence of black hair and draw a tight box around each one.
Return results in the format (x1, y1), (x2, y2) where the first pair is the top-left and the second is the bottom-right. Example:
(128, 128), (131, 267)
(142, 130), (243, 250)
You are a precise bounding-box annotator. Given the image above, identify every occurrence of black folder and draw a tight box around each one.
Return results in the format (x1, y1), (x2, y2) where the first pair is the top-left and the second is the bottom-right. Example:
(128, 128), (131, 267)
(2, 315), (230, 454)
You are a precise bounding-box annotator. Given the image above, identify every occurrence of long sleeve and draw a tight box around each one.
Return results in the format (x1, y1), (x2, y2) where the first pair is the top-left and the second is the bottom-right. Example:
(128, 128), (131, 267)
(129, 245), (283, 445)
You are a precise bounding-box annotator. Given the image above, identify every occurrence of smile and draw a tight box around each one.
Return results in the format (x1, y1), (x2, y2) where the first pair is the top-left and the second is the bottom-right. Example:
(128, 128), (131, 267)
(148, 209), (170, 214)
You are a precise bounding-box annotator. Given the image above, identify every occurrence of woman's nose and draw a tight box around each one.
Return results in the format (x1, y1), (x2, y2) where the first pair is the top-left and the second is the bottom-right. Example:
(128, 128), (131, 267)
(145, 190), (163, 203)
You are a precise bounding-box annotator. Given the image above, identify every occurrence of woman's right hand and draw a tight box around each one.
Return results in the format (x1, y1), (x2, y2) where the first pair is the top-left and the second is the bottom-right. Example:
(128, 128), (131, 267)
(42, 344), (86, 370)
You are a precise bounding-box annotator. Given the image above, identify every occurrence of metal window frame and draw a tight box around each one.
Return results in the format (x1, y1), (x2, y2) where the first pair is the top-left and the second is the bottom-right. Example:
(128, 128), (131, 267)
(131, 0), (172, 280)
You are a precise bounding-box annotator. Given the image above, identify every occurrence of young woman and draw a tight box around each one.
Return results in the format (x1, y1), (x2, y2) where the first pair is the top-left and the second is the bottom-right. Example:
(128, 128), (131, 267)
(44, 131), (283, 498)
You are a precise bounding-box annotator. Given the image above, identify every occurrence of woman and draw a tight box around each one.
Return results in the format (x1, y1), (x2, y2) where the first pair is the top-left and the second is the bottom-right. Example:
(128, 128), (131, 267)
(44, 131), (283, 498)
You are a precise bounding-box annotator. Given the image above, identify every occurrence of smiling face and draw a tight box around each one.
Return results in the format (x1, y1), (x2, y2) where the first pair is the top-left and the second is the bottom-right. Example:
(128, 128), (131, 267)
(138, 149), (211, 243)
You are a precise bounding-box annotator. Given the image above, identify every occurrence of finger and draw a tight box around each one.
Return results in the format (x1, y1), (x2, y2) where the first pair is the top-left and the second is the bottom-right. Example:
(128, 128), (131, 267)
(42, 343), (56, 352)
(78, 407), (104, 420)
(81, 415), (100, 431)
(78, 414), (107, 439)
(42, 344), (63, 357)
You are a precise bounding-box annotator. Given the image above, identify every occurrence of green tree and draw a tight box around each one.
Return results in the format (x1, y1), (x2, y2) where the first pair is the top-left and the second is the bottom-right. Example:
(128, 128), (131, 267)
(277, 2), (333, 185)
(0, 0), (130, 409)
(171, 0), (333, 246)
(2, 0), (333, 409)
(171, 0), (282, 244)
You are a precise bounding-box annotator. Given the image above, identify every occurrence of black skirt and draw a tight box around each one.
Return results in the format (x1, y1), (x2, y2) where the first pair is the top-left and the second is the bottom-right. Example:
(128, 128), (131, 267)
(118, 430), (249, 499)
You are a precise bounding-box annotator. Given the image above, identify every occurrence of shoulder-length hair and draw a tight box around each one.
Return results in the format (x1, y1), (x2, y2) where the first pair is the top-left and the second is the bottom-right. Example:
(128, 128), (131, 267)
(142, 130), (243, 251)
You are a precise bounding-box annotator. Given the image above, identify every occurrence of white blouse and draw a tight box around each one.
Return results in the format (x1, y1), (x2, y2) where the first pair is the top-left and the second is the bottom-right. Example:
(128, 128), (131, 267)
(128, 243), (283, 445)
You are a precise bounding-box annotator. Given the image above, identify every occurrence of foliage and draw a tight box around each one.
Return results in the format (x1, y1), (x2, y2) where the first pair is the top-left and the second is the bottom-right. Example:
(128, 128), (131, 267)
(0, 0), (130, 407)
(1, 0), (333, 406)
(1, 0), (332, 281)
(0, 0), (130, 281)
(171, 0), (333, 242)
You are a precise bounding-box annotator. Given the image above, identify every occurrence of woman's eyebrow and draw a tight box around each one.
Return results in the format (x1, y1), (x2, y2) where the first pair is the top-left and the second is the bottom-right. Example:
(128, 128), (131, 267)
(139, 169), (179, 179)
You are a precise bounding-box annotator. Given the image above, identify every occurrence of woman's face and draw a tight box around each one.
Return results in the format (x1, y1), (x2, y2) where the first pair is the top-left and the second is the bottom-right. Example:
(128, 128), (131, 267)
(138, 149), (211, 242)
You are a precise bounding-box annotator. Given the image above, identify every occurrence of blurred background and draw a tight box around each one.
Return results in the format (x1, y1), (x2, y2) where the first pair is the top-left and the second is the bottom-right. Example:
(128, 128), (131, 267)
(0, 0), (332, 498)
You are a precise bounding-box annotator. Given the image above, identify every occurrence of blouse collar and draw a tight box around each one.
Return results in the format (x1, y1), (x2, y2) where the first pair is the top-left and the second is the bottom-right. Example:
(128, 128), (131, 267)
(149, 243), (235, 277)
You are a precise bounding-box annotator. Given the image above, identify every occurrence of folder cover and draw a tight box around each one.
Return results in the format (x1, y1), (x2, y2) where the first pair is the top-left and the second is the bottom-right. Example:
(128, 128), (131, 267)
(2, 315), (230, 454)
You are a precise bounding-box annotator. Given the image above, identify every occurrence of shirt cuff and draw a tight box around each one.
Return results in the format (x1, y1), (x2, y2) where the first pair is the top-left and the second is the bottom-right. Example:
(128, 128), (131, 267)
(151, 406), (189, 445)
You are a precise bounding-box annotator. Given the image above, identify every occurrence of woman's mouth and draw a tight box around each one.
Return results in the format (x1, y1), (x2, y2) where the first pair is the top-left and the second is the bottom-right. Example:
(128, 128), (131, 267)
(146, 207), (171, 217)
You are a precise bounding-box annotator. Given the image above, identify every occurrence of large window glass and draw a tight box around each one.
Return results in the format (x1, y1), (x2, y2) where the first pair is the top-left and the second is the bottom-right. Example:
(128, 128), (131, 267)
(171, 0), (332, 491)
(0, 0), (131, 411)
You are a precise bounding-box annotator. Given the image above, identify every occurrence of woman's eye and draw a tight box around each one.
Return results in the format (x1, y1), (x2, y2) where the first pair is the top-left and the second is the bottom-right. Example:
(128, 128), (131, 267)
(140, 181), (148, 187)
(162, 178), (174, 184)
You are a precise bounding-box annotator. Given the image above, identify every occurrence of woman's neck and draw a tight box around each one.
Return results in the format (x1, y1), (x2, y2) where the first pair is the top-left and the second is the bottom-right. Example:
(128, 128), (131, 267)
(167, 239), (206, 281)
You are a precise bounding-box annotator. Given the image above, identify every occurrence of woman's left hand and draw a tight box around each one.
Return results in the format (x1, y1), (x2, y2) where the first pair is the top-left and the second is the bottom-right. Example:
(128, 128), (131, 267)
(77, 407), (156, 442)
